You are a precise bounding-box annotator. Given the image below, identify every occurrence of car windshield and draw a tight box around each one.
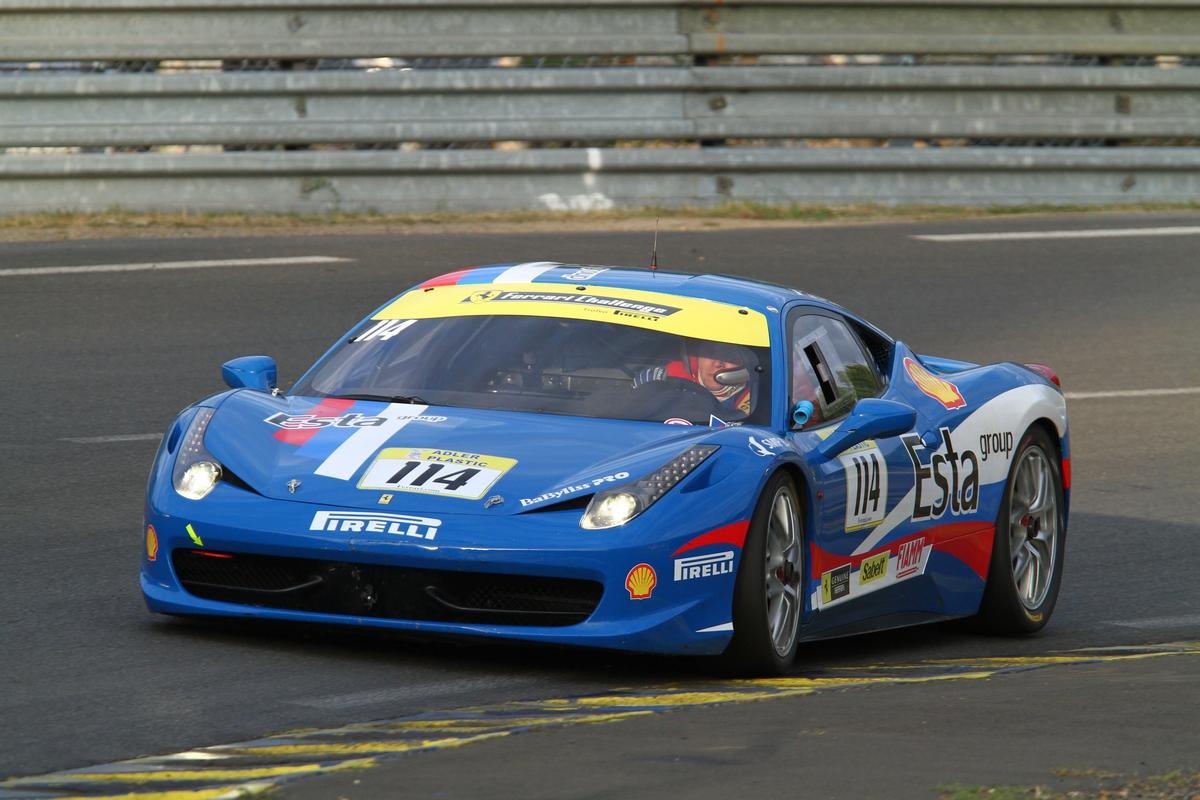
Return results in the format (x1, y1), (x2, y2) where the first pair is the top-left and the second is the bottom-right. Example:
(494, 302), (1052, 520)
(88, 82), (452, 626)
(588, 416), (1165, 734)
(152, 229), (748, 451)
(292, 315), (772, 425)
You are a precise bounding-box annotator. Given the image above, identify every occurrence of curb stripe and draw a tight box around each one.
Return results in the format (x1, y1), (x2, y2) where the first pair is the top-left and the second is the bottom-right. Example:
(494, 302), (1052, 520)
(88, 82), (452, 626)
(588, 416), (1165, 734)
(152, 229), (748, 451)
(5, 643), (1197, 800)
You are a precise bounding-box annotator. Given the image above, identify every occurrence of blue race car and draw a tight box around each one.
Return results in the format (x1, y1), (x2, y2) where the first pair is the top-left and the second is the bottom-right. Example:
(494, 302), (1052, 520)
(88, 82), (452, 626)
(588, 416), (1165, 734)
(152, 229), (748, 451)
(142, 263), (1069, 674)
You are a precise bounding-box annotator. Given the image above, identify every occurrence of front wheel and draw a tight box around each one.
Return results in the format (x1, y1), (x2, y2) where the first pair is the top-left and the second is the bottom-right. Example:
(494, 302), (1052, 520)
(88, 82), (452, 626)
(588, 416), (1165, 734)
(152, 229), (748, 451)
(722, 471), (804, 675)
(977, 425), (1066, 633)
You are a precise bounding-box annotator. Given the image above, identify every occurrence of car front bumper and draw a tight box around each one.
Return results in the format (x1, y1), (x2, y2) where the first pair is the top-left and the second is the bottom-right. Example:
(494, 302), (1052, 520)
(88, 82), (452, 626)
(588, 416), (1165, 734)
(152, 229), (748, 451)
(141, 480), (751, 655)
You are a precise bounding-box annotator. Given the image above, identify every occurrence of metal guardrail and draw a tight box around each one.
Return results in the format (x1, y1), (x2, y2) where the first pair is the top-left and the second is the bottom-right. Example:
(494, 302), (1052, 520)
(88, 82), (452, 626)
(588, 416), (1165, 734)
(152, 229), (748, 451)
(4, 1), (1200, 212)
(4, 147), (1198, 214)
(4, 67), (1200, 147)
(4, 1), (1200, 61)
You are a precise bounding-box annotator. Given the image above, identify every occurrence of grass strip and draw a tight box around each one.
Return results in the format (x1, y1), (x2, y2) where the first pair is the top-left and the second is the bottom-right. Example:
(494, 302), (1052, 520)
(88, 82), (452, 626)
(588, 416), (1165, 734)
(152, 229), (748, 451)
(938, 768), (1200, 799)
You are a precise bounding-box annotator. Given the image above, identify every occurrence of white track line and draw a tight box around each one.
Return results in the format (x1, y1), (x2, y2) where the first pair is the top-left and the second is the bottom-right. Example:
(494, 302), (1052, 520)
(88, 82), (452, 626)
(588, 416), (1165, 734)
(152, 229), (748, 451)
(914, 226), (1200, 242)
(0, 256), (352, 278)
(1064, 387), (1200, 400)
(1106, 614), (1200, 629)
(62, 433), (163, 443)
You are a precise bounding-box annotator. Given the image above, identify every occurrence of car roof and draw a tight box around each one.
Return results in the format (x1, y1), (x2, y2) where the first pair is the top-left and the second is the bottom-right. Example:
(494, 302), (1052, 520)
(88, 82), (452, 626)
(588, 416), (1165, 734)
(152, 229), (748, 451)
(413, 262), (833, 314)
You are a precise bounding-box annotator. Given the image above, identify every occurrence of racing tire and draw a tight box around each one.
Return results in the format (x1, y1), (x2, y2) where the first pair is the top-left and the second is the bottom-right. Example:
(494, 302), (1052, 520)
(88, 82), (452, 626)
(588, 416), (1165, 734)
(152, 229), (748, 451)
(721, 471), (805, 676)
(977, 425), (1066, 634)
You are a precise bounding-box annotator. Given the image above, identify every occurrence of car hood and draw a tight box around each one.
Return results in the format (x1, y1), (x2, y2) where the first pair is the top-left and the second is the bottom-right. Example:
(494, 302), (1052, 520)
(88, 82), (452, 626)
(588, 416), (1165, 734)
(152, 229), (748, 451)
(203, 390), (733, 515)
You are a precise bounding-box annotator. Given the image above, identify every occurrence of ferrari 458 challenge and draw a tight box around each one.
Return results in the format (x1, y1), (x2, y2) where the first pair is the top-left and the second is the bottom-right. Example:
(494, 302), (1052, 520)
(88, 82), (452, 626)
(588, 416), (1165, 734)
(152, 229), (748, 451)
(142, 262), (1069, 674)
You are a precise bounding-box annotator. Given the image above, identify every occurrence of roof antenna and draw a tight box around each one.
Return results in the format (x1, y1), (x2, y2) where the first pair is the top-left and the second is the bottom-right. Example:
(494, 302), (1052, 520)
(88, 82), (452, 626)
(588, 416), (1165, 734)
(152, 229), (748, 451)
(650, 216), (659, 271)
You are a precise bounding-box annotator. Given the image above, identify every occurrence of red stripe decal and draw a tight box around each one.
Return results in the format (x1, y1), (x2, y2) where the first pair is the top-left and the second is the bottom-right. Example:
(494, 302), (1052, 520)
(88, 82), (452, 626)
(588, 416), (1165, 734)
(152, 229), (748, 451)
(672, 521), (750, 557)
(1062, 457), (1071, 489)
(809, 521), (994, 579)
(419, 268), (475, 288)
(933, 526), (995, 580)
(272, 398), (356, 445)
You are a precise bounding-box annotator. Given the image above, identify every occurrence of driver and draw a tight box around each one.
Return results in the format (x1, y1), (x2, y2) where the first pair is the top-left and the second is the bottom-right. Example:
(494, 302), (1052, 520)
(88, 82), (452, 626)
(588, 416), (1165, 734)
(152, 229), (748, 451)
(634, 340), (753, 414)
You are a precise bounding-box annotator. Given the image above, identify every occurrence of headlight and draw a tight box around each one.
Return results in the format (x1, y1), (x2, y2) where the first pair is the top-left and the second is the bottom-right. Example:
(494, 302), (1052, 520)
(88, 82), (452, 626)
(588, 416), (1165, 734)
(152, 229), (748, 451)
(580, 445), (718, 530)
(172, 408), (223, 500)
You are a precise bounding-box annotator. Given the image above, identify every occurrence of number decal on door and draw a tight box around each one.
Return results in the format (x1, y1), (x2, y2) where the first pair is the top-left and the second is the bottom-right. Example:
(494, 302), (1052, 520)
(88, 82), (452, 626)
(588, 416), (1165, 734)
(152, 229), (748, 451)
(359, 447), (517, 500)
(838, 441), (888, 531)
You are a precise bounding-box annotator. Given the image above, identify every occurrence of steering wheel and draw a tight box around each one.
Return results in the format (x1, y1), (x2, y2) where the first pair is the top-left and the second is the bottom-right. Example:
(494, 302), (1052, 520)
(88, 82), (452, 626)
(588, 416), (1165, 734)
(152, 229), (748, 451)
(628, 376), (722, 417)
(644, 376), (717, 398)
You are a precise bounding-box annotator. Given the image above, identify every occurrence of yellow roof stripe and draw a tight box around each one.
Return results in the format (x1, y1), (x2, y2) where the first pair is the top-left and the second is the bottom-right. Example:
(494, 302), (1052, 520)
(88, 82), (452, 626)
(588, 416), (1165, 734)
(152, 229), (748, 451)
(374, 283), (770, 347)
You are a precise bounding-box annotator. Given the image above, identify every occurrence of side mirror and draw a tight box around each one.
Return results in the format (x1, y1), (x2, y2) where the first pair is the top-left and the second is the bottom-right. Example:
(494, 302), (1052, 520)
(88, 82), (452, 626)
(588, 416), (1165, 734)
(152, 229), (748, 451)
(222, 356), (277, 392)
(817, 398), (917, 458)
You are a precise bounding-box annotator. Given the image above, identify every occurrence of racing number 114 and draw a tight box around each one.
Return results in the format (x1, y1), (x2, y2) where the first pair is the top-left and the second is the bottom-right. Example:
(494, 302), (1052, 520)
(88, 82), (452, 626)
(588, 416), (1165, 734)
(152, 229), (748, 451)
(358, 448), (516, 500)
(840, 445), (888, 531)
(386, 461), (480, 492)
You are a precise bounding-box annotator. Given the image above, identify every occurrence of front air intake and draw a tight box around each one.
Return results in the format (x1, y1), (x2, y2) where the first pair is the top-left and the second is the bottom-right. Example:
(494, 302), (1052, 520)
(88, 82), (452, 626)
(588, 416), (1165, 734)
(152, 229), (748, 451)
(172, 549), (602, 627)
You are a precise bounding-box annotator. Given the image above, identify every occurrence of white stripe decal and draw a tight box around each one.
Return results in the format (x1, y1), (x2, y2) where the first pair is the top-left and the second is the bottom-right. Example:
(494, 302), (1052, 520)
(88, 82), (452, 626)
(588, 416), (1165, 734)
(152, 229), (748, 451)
(0, 256), (352, 278)
(313, 404), (430, 481)
(1064, 387), (1200, 399)
(493, 262), (560, 284)
(697, 622), (734, 633)
(914, 226), (1200, 243)
(850, 487), (916, 558)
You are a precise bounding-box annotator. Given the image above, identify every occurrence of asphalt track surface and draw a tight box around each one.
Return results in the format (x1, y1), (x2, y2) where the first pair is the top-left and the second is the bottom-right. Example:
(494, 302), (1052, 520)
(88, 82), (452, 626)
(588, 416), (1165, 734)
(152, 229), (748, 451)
(3, 211), (1200, 796)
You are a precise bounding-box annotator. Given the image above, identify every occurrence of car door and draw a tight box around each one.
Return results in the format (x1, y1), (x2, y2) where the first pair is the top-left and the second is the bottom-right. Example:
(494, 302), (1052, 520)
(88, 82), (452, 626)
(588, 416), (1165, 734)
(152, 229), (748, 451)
(785, 309), (930, 634)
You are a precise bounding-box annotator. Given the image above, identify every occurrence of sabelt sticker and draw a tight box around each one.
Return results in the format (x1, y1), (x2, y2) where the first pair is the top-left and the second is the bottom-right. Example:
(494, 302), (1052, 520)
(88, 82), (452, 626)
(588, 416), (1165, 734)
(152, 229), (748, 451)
(858, 552), (888, 585)
(904, 357), (966, 410)
(145, 525), (158, 561)
(625, 564), (657, 599)
(358, 447), (516, 500)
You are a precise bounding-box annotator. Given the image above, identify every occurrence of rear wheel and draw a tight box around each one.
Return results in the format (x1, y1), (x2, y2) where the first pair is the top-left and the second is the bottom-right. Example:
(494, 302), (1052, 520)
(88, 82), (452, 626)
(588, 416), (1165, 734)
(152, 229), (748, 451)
(723, 471), (804, 675)
(977, 425), (1066, 633)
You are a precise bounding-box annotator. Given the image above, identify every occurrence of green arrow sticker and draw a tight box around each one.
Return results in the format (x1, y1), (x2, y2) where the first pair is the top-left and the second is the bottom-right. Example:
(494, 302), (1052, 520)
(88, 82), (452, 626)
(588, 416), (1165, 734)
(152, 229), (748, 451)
(186, 524), (203, 547)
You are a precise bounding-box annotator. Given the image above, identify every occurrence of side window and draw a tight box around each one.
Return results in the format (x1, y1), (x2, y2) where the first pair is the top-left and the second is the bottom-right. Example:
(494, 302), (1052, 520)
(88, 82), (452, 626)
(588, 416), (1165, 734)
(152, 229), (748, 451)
(790, 314), (883, 427)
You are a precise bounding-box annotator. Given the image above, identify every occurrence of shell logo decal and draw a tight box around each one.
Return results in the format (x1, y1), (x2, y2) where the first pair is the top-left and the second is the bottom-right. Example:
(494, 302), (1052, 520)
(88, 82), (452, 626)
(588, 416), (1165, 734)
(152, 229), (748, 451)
(904, 357), (966, 410)
(625, 563), (657, 600)
(146, 525), (158, 561)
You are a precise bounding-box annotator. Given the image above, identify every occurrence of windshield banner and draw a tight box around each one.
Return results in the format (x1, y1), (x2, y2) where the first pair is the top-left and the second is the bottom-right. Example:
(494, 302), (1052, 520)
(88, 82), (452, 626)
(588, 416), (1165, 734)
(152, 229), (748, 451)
(373, 283), (770, 347)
